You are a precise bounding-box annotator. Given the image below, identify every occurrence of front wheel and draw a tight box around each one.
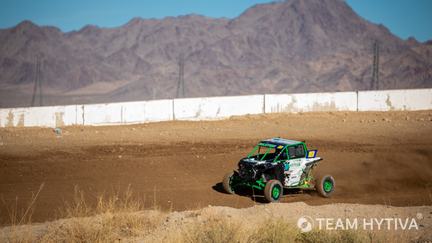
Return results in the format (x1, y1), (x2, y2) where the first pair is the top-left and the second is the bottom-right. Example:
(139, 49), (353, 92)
(222, 171), (236, 194)
(315, 175), (335, 198)
(264, 180), (283, 202)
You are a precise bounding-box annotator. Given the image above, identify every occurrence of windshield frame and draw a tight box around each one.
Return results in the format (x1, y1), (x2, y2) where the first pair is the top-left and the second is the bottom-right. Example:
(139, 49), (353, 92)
(247, 143), (283, 161)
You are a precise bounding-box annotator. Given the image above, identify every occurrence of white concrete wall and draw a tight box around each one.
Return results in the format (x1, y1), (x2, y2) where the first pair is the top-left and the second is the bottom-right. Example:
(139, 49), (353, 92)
(358, 89), (432, 111)
(83, 103), (123, 125)
(121, 99), (173, 124)
(83, 100), (173, 126)
(173, 95), (264, 120)
(0, 105), (80, 127)
(0, 89), (431, 127)
(0, 99), (173, 127)
(265, 92), (357, 113)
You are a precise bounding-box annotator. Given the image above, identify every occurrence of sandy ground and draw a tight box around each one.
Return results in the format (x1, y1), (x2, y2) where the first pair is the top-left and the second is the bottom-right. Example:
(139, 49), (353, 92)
(0, 111), (431, 224)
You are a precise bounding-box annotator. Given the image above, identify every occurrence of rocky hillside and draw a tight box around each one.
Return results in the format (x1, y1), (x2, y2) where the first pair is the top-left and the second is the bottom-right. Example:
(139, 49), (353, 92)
(0, 0), (431, 107)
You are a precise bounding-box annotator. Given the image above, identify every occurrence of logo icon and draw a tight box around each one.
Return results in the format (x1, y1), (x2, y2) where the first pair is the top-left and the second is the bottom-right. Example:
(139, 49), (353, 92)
(416, 213), (423, 220)
(297, 216), (314, 232)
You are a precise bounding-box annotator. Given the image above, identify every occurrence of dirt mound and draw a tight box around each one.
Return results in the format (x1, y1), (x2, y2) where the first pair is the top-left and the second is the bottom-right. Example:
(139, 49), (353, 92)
(0, 111), (431, 224)
(1, 203), (431, 242)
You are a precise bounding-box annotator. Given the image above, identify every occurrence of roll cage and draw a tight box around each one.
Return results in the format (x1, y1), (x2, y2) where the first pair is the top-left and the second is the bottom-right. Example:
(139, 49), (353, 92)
(246, 141), (308, 162)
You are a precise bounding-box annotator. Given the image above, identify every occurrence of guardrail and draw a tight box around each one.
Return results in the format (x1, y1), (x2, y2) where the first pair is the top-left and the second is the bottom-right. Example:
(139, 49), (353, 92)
(0, 88), (431, 127)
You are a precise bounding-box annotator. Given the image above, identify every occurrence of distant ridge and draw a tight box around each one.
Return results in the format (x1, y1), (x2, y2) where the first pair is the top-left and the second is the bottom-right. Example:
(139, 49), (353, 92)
(0, 0), (431, 107)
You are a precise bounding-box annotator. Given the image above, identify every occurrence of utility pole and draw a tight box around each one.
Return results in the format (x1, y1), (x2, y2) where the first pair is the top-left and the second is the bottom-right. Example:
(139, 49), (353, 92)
(38, 57), (43, 106)
(31, 55), (43, 106)
(176, 53), (185, 98)
(371, 40), (380, 90)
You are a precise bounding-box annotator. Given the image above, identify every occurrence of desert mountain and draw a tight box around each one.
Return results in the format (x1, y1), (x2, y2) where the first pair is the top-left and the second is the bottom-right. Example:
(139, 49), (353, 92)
(0, 0), (431, 107)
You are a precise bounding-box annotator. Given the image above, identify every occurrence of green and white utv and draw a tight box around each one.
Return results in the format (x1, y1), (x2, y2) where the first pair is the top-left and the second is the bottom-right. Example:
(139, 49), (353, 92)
(223, 138), (335, 202)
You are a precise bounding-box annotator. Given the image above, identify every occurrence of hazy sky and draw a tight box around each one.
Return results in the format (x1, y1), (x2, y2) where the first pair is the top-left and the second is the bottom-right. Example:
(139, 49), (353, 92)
(0, 0), (431, 42)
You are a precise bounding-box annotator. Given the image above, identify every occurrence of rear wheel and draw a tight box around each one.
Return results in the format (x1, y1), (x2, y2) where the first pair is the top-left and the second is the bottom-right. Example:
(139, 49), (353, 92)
(316, 175), (335, 198)
(264, 180), (283, 202)
(222, 171), (236, 194)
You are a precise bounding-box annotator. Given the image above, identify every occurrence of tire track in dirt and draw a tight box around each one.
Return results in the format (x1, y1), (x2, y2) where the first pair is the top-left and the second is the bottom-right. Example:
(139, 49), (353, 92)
(0, 111), (431, 224)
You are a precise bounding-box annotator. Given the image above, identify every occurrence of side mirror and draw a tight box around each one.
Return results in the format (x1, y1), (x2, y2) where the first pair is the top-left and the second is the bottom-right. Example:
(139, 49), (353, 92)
(306, 150), (317, 158)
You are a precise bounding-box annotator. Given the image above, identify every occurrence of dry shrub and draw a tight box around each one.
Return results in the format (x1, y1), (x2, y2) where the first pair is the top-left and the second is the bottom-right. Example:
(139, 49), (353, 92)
(0, 185), (417, 243)
(0, 226), (35, 243)
(163, 217), (384, 243)
(247, 218), (298, 243)
(59, 184), (143, 219)
(0, 183), (44, 243)
(2, 183), (44, 226)
(40, 211), (164, 243)
(296, 229), (385, 243)
(60, 186), (92, 218)
(40, 184), (163, 242)
(179, 217), (241, 243)
(244, 218), (385, 243)
(1, 184), (165, 243)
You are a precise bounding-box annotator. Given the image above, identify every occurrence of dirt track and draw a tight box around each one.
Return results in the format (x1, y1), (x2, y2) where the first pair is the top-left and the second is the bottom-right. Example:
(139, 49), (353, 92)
(0, 111), (431, 224)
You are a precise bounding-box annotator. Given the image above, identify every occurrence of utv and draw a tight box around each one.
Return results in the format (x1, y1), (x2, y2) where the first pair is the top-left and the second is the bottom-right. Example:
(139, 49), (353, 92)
(222, 138), (335, 202)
